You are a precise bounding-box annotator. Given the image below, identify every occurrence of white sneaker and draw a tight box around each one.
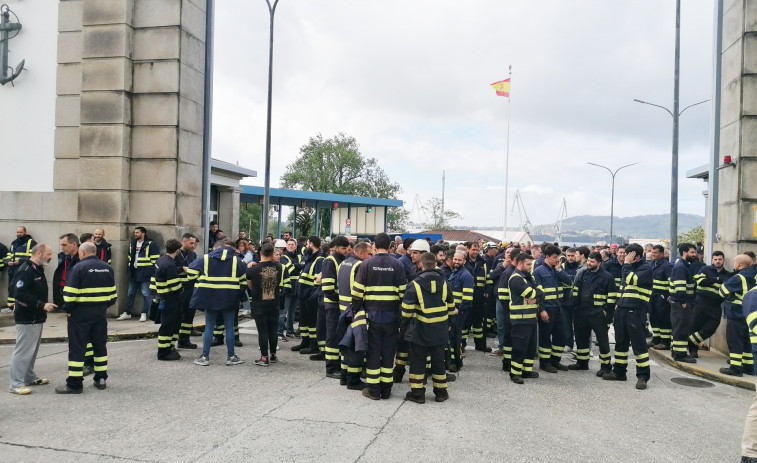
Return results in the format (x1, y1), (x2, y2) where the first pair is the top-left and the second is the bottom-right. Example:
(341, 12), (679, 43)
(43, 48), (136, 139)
(139, 313), (147, 322)
(116, 312), (131, 321)
(0, 308), (13, 313)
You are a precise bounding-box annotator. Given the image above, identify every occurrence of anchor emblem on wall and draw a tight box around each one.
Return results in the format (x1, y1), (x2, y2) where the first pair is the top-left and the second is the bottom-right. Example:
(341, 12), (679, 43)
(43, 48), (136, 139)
(0, 4), (24, 86)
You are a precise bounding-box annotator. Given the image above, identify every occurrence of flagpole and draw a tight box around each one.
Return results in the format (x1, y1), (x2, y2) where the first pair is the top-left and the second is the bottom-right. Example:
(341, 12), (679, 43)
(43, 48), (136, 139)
(503, 64), (512, 242)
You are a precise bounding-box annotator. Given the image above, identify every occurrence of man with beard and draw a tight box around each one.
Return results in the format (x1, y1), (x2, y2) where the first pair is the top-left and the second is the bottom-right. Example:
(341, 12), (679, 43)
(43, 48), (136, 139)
(688, 251), (730, 357)
(507, 252), (543, 384)
(291, 236), (324, 355)
(668, 243), (699, 363)
(464, 241), (491, 352)
(532, 245), (573, 372)
(648, 244), (673, 350)
(5, 226), (37, 309)
(93, 228), (112, 264)
(561, 247), (580, 352)
(176, 233), (199, 349)
(446, 250), (473, 373)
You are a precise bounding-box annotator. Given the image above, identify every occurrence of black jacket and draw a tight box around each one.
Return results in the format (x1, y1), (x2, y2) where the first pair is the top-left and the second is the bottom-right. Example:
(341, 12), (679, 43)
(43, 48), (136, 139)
(616, 260), (653, 311)
(571, 267), (616, 317)
(53, 252), (80, 307)
(62, 256), (117, 312)
(95, 240), (113, 264)
(11, 260), (49, 324)
(400, 269), (455, 346)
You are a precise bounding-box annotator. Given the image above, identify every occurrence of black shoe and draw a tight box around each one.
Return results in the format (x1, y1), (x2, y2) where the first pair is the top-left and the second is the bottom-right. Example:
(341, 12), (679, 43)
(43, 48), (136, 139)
(211, 338), (223, 347)
(446, 373), (456, 382)
(652, 343), (670, 350)
(362, 388), (380, 400)
(510, 374), (524, 384)
(299, 347), (317, 355)
(291, 343), (305, 351)
(190, 330), (203, 336)
(522, 371), (539, 379)
(554, 363), (569, 371)
(309, 352), (325, 361)
(55, 385), (82, 394)
(635, 379), (648, 390)
(475, 346), (492, 353)
(393, 365), (406, 383)
(235, 340), (243, 347)
(448, 363), (459, 373)
(82, 365), (94, 377)
(647, 339), (656, 347)
(158, 350), (182, 361)
(720, 367), (743, 377)
(380, 389), (391, 400)
(404, 389), (426, 404)
(602, 372), (627, 381)
(340, 377), (348, 386)
(326, 371), (341, 379)
(178, 342), (198, 349)
(347, 381), (367, 391)
(742, 456), (757, 463)
(568, 363), (589, 371)
(675, 356), (697, 364)
(540, 364), (558, 373)
(433, 387), (449, 402)
(485, 332), (497, 338)
(94, 378), (106, 390)
(690, 351), (699, 358)
(596, 368), (612, 378)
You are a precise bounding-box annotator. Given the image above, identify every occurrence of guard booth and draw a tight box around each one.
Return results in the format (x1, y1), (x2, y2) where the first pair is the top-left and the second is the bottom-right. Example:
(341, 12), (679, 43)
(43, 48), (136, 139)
(239, 186), (403, 238)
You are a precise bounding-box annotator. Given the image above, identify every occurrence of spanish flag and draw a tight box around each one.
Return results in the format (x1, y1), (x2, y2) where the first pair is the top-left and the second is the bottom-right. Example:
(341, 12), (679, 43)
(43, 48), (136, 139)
(491, 79), (510, 97)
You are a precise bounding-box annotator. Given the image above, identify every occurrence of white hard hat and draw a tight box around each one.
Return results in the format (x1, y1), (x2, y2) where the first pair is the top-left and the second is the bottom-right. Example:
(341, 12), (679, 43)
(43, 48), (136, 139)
(274, 239), (287, 248)
(408, 240), (430, 252)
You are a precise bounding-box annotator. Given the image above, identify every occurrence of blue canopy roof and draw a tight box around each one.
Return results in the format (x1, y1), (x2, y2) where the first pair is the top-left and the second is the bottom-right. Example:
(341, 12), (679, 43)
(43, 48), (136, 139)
(239, 186), (403, 208)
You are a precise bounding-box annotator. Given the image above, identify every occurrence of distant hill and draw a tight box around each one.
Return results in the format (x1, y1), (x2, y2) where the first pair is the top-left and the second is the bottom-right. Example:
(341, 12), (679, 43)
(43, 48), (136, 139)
(531, 213), (704, 239)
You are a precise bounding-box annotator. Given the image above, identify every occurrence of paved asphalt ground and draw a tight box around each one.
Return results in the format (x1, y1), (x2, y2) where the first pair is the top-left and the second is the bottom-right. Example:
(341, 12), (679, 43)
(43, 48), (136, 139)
(0, 321), (753, 463)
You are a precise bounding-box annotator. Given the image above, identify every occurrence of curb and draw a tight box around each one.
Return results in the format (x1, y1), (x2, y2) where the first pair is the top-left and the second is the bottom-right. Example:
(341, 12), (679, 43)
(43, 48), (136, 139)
(649, 348), (755, 391)
(0, 323), (206, 346)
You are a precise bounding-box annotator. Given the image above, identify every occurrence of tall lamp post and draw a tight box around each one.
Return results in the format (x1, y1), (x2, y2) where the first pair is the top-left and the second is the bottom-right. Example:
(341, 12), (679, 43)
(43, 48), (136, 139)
(634, 97), (709, 252)
(587, 162), (639, 245)
(261, 0), (280, 240)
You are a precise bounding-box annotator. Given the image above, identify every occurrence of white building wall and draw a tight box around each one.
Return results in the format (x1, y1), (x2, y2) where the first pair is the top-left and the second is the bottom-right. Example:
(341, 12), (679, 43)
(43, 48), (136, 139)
(0, 1), (57, 191)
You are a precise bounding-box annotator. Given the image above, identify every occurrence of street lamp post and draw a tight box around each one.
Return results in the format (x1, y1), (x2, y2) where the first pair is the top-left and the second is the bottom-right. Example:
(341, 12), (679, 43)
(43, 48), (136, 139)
(261, 0), (280, 241)
(587, 162), (639, 245)
(634, 96), (709, 252)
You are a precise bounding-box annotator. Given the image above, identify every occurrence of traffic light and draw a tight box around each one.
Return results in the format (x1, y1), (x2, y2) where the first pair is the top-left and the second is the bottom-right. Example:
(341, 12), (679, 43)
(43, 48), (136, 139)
(366, 206), (373, 213)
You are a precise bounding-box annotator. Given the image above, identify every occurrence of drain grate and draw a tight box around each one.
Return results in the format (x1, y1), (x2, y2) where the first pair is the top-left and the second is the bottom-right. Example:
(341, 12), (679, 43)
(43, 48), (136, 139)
(670, 377), (715, 388)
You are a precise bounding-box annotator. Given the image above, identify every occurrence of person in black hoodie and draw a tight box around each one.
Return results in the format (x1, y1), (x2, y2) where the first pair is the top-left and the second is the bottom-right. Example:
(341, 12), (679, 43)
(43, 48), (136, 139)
(5, 226), (37, 308)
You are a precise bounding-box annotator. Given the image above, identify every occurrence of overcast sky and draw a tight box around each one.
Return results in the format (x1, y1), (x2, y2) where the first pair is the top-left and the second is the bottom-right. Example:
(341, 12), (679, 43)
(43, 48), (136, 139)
(212, 0), (716, 229)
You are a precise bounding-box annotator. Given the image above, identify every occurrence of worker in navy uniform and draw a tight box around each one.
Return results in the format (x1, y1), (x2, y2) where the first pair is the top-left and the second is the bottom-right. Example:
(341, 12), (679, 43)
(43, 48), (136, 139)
(320, 235), (349, 376)
(496, 246), (520, 372)
(53, 234), (80, 309)
(118, 226), (159, 321)
(8, 244), (57, 395)
(5, 226), (37, 307)
(568, 252), (616, 376)
(463, 241), (491, 352)
(56, 242), (117, 393)
(337, 241), (372, 387)
(739, 286), (757, 461)
(175, 233), (199, 349)
(602, 243), (653, 390)
(482, 243), (499, 338)
(352, 233), (408, 400)
(533, 245), (574, 373)
(719, 255), (757, 377)
(647, 244), (672, 350)
(151, 239), (184, 360)
(401, 252), (456, 404)
(93, 228), (112, 264)
(507, 252), (543, 384)
(392, 239), (428, 383)
(291, 236), (324, 355)
(446, 249), (473, 373)
(668, 243), (699, 363)
(688, 250), (730, 356)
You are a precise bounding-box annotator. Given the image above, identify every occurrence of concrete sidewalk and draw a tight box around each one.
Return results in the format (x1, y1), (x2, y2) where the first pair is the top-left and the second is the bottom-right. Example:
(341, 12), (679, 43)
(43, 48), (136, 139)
(648, 344), (756, 391)
(0, 311), (210, 345)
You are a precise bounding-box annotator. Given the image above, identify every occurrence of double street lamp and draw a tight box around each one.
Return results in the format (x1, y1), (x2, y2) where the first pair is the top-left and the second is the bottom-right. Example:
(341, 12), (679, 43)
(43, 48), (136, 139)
(587, 162), (639, 245)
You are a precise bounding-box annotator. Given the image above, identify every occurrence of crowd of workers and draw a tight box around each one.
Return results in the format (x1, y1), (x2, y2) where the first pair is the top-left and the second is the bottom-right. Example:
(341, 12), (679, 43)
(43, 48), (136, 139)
(3, 225), (757, 407)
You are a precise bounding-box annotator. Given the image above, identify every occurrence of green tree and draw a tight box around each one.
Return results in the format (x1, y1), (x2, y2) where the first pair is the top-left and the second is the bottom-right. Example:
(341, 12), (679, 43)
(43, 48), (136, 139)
(678, 225), (705, 245)
(423, 197), (461, 229)
(239, 203), (276, 243)
(387, 206), (410, 233)
(281, 133), (401, 199)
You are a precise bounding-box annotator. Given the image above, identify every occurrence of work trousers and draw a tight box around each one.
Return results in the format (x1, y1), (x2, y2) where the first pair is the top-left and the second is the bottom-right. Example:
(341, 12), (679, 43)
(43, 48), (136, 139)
(649, 294), (672, 346)
(296, 296), (318, 349)
(484, 297), (497, 335)
(469, 300), (486, 347)
(510, 323), (537, 378)
(742, 378), (757, 458)
(157, 297), (181, 358)
(688, 296), (723, 354)
(67, 305), (108, 390)
(253, 305), (278, 357)
(213, 310), (239, 342)
(341, 346), (366, 387)
(324, 305), (341, 373)
(538, 308), (565, 367)
(9, 323), (43, 388)
(409, 343), (446, 390)
(447, 312), (463, 369)
(573, 312), (611, 369)
(177, 286), (195, 344)
(726, 318), (753, 375)
(315, 300), (326, 353)
(562, 304), (575, 349)
(611, 307), (650, 380)
(365, 321), (397, 396)
(670, 301), (693, 359)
